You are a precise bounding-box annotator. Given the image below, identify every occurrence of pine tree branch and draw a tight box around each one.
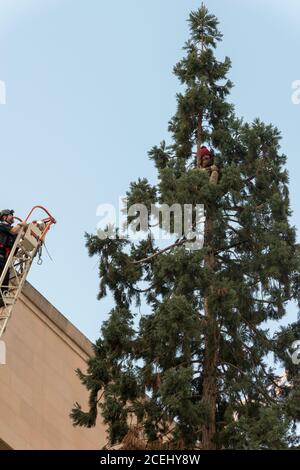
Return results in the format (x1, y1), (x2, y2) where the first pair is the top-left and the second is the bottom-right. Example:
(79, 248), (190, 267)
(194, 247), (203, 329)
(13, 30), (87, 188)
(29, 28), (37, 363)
(239, 315), (274, 350)
(221, 361), (277, 404)
(242, 343), (287, 392)
(228, 206), (245, 212)
(228, 224), (240, 235)
(223, 217), (241, 225)
(243, 175), (256, 185)
(133, 238), (187, 264)
(222, 336), (279, 395)
(263, 376), (287, 398)
(215, 239), (250, 255)
(96, 391), (105, 404)
(132, 286), (152, 293)
(221, 363), (249, 407)
(252, 297), (291, 305)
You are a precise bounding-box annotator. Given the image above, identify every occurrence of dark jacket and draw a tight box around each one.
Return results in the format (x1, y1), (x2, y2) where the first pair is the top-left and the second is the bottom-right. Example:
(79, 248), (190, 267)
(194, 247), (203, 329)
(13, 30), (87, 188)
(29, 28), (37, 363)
(0, 222), (16, 259)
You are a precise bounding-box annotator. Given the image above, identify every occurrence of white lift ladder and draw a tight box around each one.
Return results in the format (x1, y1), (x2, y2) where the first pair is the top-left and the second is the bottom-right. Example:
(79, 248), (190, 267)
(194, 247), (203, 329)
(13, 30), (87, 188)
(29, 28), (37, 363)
(0, 206), (56, 339)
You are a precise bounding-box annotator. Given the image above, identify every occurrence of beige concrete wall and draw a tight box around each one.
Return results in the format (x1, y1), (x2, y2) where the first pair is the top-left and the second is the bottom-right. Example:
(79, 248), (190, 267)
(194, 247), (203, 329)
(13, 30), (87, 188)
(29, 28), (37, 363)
(0, 283), (106, 450)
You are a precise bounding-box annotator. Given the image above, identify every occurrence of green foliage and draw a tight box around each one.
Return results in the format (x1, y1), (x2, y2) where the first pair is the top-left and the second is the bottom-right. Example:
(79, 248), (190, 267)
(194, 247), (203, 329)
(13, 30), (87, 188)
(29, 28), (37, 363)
(221, 406), (297, 450)
(71, 4), (300, 449)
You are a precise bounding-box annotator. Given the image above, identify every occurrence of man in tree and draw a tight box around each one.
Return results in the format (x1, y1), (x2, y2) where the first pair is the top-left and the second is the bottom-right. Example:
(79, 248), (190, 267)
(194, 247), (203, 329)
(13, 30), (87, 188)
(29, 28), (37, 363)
(197, 145), (219, 184)
(71, 5), (300, 450)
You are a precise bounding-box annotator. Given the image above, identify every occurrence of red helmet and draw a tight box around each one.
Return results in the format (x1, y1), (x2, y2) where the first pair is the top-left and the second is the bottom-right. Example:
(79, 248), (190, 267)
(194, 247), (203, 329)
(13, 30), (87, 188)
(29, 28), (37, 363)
(197, 146), (212, 166)
(199, 146), (211, 158)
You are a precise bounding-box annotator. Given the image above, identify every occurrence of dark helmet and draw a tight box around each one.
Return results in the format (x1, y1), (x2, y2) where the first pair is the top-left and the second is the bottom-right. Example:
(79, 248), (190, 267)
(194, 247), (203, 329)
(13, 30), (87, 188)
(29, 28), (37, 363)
(0, 209), (14, 220)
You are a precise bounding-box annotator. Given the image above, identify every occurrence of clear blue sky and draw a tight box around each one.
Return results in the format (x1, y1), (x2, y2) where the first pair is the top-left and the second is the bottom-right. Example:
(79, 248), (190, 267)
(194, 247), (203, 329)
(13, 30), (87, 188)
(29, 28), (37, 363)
(0, 0), (299, 341)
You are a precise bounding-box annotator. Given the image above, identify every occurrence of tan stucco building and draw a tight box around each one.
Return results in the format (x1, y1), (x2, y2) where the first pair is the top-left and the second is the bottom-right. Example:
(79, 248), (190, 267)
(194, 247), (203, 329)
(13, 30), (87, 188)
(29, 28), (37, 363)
(0, 283), (106, 449)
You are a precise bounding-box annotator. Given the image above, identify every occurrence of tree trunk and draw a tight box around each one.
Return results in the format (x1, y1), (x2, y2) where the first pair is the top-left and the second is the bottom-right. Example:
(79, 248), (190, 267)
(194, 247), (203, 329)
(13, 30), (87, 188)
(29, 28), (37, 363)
(201, 216), (219, 450)
(196, 110), (218, 449)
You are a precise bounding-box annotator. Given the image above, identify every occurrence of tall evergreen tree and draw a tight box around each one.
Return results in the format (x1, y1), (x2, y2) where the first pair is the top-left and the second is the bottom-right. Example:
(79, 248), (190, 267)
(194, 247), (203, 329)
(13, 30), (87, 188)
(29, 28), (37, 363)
(71, 5), (300, 449)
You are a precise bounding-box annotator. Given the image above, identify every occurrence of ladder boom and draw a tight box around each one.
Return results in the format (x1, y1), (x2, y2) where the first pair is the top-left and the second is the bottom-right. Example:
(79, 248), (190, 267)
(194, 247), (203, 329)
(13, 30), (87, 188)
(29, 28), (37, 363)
(0, 206), (56, 338)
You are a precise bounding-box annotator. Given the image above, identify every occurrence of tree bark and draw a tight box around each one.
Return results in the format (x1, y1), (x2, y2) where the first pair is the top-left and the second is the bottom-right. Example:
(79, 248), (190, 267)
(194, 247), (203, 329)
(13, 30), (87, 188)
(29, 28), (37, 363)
(196, 109), (219, 449)
(196, 111), (203, 168)
(201, 216), (219, 450)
